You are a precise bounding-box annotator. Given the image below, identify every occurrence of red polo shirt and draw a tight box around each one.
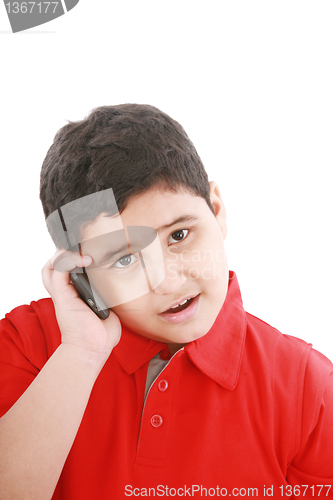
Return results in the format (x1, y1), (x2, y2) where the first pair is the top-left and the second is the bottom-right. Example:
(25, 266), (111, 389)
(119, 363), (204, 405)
(1, 271), (332, 499)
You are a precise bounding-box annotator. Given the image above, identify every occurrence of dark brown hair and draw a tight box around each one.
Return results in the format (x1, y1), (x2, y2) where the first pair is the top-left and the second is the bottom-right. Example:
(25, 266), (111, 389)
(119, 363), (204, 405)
(40, 104), (214, 248)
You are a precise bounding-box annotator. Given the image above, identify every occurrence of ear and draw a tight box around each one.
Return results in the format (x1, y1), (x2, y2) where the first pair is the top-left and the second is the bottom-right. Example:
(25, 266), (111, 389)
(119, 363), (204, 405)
(209, 181), (227, 239)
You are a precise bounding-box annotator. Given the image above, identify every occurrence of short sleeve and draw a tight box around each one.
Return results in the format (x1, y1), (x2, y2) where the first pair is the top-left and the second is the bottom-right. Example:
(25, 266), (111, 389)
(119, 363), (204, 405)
(287, 348), (333, 492)
(0, 317), (39, 417)
(0, 299), (60, 418)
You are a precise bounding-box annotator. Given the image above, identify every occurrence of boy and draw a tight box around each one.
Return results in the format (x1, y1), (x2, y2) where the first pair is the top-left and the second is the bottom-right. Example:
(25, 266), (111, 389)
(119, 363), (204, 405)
(0, 104), (332, 500)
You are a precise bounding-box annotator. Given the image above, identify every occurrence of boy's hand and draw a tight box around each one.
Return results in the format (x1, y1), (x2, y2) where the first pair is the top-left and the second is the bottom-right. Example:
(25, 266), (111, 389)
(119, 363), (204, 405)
(42, 249), (121, 361)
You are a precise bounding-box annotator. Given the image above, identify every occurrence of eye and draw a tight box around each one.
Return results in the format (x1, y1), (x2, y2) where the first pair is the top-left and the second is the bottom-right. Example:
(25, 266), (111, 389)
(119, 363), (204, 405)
(111, 254), (138, 269)
(168, 229), (189, 245)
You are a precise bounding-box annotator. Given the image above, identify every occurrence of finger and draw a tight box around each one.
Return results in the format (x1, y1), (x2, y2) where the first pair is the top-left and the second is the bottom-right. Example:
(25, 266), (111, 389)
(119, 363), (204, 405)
(51, 264), (77, 302)
(41, 259), (54, 296)
(41, 251), (63, 296)
(42, 248), (92, 297)
(102, 310), (122, 345)
(52, 249), (92, 273)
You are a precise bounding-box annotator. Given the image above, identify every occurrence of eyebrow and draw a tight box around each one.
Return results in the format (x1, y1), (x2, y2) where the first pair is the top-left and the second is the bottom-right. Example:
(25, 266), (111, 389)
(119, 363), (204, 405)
(156, 215), (199, 232)
(93, 215), (199, 266)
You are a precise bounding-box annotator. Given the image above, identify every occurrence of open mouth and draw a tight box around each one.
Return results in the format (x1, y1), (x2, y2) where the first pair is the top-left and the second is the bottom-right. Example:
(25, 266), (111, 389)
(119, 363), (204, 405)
(159, 294), (201, 324)
(164, 297), (195, 314)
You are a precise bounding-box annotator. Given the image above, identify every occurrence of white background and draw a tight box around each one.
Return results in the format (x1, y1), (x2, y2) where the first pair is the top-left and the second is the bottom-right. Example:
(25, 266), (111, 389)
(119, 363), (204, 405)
(1, 1), (332, 361)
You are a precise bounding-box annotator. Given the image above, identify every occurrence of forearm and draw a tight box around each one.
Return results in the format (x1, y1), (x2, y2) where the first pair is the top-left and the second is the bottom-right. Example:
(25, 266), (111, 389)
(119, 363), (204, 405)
(0, 343), (107, 500)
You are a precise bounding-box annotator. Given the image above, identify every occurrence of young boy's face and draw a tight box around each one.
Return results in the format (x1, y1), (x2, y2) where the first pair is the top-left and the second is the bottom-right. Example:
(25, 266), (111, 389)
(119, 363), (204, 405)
(81, 182), (229, 345)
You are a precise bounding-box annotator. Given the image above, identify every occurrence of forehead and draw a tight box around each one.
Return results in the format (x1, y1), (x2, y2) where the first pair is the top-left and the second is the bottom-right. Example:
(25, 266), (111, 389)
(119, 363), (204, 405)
(81, 187), (207, 241)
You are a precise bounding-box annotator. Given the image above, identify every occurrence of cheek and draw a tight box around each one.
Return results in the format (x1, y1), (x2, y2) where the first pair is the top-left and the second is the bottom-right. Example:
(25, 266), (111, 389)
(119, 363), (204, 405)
(86, 266), (151, 308)
(111, 295), (149, 318)
(177, 241), (227, 283)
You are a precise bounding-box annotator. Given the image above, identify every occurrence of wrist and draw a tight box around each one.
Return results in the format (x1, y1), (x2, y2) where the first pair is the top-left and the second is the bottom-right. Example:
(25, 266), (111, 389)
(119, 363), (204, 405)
(57, 342), (111, 376)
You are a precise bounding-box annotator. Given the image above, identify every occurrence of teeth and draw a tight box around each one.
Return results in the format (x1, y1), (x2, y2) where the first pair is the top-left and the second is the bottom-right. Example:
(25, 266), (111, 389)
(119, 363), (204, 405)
(171, 298), (189, 309)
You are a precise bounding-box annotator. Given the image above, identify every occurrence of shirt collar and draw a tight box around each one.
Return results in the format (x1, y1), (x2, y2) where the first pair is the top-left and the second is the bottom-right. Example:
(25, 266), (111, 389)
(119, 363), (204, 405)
(113, 270), (246, 390)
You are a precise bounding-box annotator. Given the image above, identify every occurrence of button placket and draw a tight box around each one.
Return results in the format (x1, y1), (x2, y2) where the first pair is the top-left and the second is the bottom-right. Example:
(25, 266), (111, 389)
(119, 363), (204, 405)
(136, 351), (183, 465)
(149, 379), (168, 427)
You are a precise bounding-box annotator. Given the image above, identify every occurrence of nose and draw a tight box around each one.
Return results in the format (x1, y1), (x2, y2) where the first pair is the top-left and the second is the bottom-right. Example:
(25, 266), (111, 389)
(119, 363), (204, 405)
(152, 256), (187, 295)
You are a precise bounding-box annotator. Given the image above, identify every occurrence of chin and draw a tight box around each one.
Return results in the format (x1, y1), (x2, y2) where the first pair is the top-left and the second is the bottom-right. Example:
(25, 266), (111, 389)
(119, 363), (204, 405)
(176, 321), (213, 344)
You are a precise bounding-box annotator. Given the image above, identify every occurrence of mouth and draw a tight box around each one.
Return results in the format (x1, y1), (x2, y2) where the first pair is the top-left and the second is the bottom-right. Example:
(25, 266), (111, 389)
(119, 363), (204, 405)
(158, 294), (201, 324)
(160, 294), (199, 313)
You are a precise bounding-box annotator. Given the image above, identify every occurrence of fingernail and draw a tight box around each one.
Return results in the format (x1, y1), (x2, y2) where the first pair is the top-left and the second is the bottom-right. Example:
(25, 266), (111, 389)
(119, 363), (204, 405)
(81, 255), (92, 266)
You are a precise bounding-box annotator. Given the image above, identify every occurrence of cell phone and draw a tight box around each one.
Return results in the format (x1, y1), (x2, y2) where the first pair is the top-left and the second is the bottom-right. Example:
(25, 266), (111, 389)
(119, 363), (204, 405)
(53, 206), (110, 319)
(69, 271), (110, 320)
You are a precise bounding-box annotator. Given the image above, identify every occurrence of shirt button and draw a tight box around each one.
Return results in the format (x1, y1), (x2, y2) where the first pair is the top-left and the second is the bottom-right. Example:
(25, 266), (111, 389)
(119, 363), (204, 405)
(158, 379), (168, 392)
(150, 414), (163, 428)
(159, 347), (172, 360)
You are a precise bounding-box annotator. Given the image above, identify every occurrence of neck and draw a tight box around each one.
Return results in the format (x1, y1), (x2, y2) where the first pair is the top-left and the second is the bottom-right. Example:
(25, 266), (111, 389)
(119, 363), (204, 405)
(167, 343), (187, 356)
